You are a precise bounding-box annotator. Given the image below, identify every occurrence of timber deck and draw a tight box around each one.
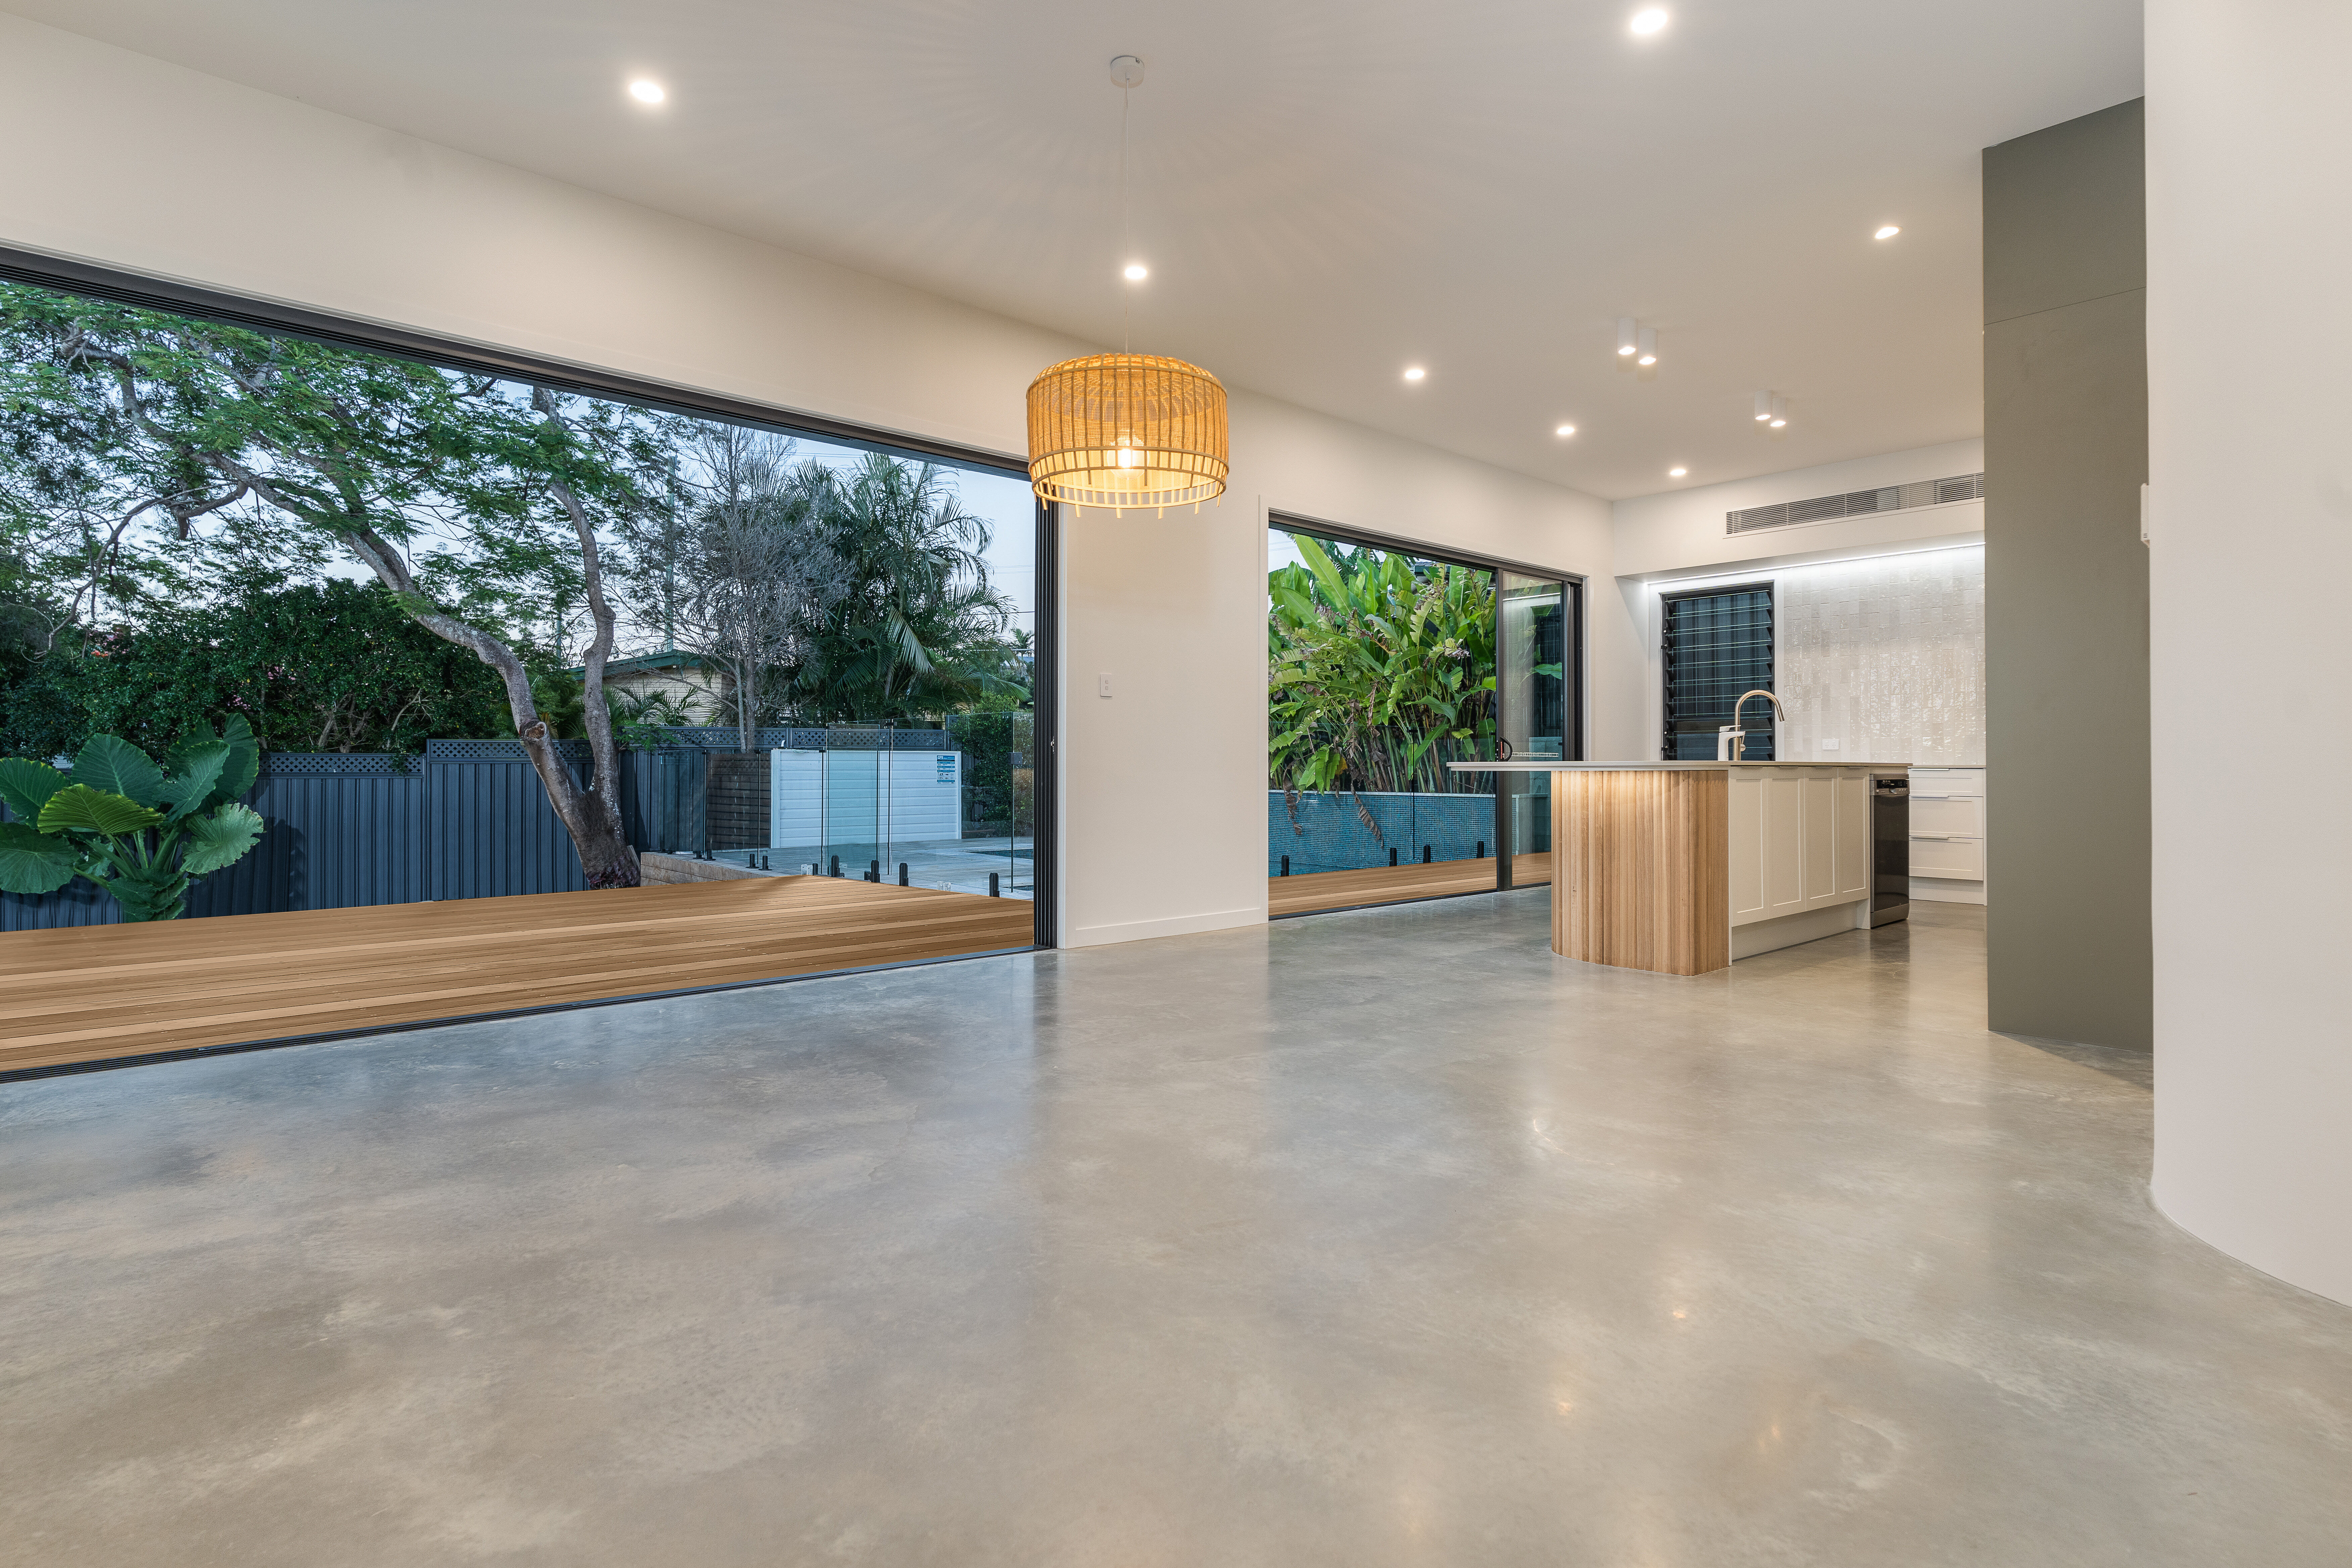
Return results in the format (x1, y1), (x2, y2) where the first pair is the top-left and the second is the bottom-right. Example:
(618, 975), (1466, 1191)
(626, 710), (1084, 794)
(0, 877), (1037, 1076)
(1268, 853), (1551, 918)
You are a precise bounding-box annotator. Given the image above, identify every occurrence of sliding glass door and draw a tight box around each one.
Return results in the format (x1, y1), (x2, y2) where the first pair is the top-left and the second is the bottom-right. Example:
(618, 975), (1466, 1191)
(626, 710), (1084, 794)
(1266, 519), (1580, 917)
(1495, 572), (1572, 887)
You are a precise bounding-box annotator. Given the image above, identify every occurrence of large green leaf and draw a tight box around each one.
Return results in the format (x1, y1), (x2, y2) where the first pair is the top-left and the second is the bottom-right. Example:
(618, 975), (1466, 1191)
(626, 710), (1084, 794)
(38, 784), (165, 837)
(157, 742), (232, 820)
(180, 802), (265, 877)
(0, 821), (79, 895)
(69, 735), (166, 808)
(216, 714), (261, 804)
(0, 757), (68, 824)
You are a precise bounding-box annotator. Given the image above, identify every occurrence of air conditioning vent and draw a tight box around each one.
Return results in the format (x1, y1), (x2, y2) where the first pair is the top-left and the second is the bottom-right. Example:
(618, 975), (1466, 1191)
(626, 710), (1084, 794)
(1727, 472), (1983, 535)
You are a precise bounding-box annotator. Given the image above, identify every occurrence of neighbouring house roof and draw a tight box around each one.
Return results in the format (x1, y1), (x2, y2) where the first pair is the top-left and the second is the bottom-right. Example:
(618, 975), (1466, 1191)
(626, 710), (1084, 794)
(564, 649), (715, 677)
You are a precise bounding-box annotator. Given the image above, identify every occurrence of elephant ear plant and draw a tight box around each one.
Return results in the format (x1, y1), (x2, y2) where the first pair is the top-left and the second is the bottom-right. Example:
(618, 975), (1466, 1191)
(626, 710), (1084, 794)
(0, 718), (266, 921)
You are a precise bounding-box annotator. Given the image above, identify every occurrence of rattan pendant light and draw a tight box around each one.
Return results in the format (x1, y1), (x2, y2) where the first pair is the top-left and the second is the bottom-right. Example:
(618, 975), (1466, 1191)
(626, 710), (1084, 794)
(1027, 56), (1229, 518)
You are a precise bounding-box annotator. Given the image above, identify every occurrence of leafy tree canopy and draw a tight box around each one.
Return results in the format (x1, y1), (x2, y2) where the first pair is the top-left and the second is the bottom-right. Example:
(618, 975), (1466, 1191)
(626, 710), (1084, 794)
(1, 579), (518, 761)
(783, 454), (1020, 722)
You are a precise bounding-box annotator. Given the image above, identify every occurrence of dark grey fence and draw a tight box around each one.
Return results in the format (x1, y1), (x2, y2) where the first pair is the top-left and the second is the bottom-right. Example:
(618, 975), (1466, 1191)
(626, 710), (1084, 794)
(2, 741), (708, 932)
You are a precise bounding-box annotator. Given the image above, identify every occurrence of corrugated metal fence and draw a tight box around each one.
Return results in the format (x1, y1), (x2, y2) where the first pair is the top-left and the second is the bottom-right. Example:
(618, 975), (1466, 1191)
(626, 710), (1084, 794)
(1, 741), (710, 932)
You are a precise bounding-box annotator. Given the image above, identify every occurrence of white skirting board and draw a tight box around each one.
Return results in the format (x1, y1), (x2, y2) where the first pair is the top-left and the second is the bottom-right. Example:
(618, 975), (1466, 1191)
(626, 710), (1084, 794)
(1066, 906), (1267, 947)
(1731, 898), (1870, 960)
(1909, 876), (1986, 906)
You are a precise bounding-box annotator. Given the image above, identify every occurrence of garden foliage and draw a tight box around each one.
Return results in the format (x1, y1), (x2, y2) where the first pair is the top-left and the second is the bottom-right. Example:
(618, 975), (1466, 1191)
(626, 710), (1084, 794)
(0, 717), (265, 921)
(1268, 534), (1495, 798)
(1, 581), (513, 761)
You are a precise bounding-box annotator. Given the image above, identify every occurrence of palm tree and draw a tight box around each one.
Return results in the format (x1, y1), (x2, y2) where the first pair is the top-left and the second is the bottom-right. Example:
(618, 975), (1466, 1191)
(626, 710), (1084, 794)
(787, 454), (1015, 721)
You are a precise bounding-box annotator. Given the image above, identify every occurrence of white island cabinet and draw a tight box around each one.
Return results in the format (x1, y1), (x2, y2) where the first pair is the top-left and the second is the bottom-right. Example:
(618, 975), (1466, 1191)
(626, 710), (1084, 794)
(1727, 766), (1875, 958)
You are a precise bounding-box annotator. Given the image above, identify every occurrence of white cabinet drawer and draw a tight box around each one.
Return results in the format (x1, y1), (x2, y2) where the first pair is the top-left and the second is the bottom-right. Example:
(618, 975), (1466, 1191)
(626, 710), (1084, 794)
(1910, 795), (1982, 836)
(1911, 835), (1983, 879)
(1909, 768), (1983, 796)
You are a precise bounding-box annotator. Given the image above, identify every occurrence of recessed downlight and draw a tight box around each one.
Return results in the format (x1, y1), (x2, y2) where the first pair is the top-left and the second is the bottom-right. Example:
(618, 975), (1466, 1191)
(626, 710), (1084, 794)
(1630, 7), (1669, 35)
(1123, 262), (1148, 281)
(1403, 366), (1426, 382)
(1668, 466), (1688, 478)
(629, 79), (666, 104)
(1875, 224), (1901, 240)
(1555, 424), (1577, 437)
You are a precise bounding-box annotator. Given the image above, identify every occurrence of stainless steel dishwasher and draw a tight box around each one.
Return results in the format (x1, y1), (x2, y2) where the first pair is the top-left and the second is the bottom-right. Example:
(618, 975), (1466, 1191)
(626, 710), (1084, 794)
(1871, 774), (1910, 926)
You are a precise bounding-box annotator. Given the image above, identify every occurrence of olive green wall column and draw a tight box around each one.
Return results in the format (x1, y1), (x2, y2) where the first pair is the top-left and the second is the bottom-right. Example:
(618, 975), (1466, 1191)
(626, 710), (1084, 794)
(1982, 99), (2150, 1049)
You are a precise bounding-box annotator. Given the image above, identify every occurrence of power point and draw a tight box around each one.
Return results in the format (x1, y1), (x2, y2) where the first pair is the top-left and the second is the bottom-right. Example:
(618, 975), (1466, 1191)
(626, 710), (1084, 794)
(1097, 672), (1113, 698)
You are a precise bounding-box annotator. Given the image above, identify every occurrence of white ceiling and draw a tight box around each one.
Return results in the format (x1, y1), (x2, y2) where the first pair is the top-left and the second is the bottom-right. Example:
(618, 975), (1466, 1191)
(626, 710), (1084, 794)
(8, 1), (2142, 499)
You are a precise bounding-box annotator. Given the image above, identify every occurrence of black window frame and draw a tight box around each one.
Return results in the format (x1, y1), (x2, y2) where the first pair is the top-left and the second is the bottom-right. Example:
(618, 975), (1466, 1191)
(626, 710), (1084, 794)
(0, 244), (1060, 950)
(1660, 581), (1776, 762)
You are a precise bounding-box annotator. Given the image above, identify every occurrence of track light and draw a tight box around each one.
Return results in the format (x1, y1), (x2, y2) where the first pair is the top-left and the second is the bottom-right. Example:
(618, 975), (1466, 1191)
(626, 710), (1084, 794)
(1636, 326), (1658, 367)
(1617, 317), (1637, 357)
(1754, 390), (1774, 422)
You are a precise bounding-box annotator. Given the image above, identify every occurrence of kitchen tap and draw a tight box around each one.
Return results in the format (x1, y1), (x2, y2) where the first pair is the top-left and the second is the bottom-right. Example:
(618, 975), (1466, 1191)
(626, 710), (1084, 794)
(1721, 689), (1786, 762)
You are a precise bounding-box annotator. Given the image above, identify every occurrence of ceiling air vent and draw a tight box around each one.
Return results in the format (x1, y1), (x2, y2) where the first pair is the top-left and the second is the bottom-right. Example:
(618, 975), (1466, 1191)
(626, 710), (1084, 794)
(1727, 472), (1983, 535)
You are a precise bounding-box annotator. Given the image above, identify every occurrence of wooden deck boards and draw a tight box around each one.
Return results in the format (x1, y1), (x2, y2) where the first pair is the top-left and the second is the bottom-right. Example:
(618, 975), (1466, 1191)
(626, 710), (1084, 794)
(0, 877), (1038, 1075)
(1267, 853), (1550, 918)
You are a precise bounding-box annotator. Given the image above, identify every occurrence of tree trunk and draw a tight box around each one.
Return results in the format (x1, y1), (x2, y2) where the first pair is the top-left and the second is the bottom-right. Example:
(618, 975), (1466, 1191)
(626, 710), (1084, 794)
(321, 485), (641, 888)
(534, 387), (641, 888)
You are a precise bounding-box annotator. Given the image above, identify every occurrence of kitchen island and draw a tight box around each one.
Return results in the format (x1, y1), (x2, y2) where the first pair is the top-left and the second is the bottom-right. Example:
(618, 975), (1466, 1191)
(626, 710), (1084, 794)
(1451, 761), (1909, 976)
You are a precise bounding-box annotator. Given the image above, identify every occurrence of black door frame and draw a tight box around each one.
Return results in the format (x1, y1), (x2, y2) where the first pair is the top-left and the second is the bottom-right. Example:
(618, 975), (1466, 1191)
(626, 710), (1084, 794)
(1267, 511), (1587, 896)
(0, 245), (1061, 952)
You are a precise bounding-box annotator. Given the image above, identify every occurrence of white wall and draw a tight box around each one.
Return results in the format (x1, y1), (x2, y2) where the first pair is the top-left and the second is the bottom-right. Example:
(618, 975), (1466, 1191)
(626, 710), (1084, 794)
(1613, 439), (1985, 581)
(1777, 550), (1984, 766)
(0, 13), (1631, 950)
(2146, 0), (2352, 1306)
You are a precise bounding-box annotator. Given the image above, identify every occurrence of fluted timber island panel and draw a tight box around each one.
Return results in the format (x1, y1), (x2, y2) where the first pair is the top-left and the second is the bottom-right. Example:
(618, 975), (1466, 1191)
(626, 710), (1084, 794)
(1551, 770), (1729, 976)
(0, 877), (1037, 1075)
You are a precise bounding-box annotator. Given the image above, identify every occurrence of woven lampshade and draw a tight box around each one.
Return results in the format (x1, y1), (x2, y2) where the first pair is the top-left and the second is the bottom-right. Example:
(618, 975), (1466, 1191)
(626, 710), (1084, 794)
(1026, 352), (1229, 515)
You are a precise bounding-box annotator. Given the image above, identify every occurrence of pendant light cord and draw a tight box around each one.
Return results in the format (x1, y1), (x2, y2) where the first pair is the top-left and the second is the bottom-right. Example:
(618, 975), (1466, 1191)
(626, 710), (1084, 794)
(1119, 84), (1131, 353)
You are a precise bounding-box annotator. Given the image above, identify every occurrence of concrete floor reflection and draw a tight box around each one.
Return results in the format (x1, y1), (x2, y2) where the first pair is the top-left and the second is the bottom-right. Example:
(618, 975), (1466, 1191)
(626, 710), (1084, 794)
(0, 897), (2345, 1565)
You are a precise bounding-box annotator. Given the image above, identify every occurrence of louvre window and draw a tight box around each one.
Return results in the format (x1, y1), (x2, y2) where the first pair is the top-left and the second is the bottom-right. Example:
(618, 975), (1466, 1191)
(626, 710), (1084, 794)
(1662, 585), (1774, 760)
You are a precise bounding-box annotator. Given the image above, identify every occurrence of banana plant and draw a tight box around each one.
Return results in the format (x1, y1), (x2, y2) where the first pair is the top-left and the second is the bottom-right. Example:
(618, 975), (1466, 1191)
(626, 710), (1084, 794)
(1268, 534), (1497, 801)
(0, 718), (266, 921)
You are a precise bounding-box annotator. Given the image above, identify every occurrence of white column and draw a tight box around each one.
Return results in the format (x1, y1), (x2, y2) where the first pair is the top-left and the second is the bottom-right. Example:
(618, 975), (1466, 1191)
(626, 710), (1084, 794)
(2147, 0), (2352, 1304)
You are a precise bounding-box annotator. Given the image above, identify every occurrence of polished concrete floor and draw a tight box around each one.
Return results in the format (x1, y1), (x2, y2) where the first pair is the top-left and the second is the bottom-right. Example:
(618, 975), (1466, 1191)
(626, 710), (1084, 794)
(2, 896), (2348, 1565)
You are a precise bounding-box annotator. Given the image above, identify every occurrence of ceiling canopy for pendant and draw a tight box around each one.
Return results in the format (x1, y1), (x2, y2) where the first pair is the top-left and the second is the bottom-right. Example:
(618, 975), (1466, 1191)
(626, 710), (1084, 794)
(1027, 351), (1229, 516)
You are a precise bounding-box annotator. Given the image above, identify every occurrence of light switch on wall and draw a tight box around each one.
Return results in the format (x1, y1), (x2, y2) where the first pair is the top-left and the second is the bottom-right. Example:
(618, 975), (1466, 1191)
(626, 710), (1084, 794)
(1097, 672), (1113, 698)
